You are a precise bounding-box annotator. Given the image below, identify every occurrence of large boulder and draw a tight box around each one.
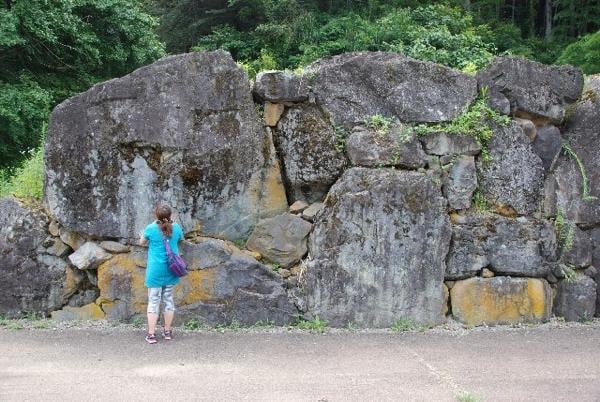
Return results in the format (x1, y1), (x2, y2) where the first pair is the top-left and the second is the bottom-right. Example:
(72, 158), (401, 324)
(478, 121), (545, 215)
(274, 104), (346, 203)
(450, 277), (552, 326)
(477, 56), (583, 124)
(305, 168), (451, 327)
(96, 239), (297, 324)
(246, 213), (312, 268)
(45, 50), (287, 241)
(303, 52), (477, 126)
(253, 71), (308, 103)
(545, 76), (600, 227)
(0, 198), (66, 317)
(553, 275), (597, 321)
(447, 215), (557, 280)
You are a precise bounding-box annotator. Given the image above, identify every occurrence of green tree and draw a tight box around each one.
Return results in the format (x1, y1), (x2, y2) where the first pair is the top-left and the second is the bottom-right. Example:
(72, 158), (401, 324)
(0, 0), (165, 168)
(557, 30), (600, 74)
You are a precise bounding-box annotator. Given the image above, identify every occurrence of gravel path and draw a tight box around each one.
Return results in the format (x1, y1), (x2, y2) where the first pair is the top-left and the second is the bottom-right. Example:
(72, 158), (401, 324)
(1, 319), (600, 401)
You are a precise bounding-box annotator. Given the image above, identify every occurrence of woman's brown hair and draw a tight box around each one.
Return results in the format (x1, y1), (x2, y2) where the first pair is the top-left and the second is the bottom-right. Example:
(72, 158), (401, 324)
(155, 205), (173, 237)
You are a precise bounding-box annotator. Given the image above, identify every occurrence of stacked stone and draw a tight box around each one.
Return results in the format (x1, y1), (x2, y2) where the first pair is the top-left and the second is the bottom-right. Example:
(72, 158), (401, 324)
(2, 51), (598, 328)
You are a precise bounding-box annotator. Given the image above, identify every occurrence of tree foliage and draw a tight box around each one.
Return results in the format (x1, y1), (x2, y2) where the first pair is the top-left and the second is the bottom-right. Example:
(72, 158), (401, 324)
(557, 30), (600, 74)
(0, 0), (165, 168)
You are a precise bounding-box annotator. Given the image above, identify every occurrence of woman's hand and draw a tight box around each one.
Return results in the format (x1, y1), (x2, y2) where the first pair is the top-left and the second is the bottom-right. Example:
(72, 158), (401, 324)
(138, 230), (148, 246)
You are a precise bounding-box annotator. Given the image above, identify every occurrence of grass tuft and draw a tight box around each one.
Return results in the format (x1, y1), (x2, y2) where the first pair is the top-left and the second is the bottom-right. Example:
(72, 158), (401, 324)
(294, 316), (328, 333)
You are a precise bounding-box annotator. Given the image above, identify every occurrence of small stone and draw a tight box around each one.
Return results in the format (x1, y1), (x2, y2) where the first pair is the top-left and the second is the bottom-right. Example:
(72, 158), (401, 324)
(48, 220), (60, 237)
(253, 71), (308, 103)
(285, 277), (298, 289)
(47, 238), (71, 257)
(514, 118), (537, 141)
(290, 264), (303, 276)
(445, 281), (455, 289)
(546, 273), (559, 284)
(289, 200), (309, 214)
(279, 268), (291, 279)
(99, 241), (130, 254)
(59, 228), (86, 250)
(584, 266), (597, 278)
(420, 133), (481, 156)
(443, 155), (477, 211)
(302, 203), (324, 222)
(68, 242), (112, 270)
(561, 225), (592, 269)
(263, 102), (285, 126)
(533, 125), (562, 172)
(481, 268), (495, 278)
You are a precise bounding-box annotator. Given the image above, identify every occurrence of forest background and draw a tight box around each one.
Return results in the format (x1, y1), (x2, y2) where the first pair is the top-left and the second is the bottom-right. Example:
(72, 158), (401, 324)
(1, 0), (599, 198)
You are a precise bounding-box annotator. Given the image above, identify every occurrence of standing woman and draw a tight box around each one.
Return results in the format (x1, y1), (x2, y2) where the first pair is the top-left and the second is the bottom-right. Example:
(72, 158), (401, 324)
(139, 205), (184, 344)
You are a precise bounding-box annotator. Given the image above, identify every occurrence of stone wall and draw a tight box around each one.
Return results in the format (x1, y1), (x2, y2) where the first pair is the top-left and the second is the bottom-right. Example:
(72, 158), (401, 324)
(1, 50), (599, 327)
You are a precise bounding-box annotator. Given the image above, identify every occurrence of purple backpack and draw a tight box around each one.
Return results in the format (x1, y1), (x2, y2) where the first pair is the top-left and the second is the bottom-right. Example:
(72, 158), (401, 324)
(162, 236), (187, 277)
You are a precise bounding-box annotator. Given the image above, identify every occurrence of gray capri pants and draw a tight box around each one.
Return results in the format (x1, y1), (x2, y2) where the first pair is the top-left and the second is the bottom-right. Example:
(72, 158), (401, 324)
(147, 285), (175, 314)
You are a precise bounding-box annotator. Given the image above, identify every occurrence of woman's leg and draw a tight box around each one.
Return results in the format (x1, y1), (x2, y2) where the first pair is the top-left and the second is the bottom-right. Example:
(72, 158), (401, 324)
(162, 285), (175, 331)
(147, 287), (162, 335)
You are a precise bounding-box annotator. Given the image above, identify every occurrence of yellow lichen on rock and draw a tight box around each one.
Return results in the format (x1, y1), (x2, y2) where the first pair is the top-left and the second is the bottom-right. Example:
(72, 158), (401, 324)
(174, 269), (217, 306)
(450, 277), (552, 326)
(97, 254), (148, 315)
(263, 102), (285, 126)
(51, 302), (106, 321)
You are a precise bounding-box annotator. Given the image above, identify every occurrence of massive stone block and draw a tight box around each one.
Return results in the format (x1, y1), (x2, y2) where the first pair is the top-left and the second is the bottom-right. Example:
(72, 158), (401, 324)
(304, 52), (477, 126)
(45, 50), (287, 241)
(553, 275), (597, 321)
(274, 104), (346, 203)
(0, 198), (67, 317)
(451, 277), (552, 326)
(447, 215), (557, 280)
(477, 56), (583, 124)
(545, 76), (600, 227)
(96, 239), (297, 324)
(478, 121), (545, 215)
(305, 168), (451, 327)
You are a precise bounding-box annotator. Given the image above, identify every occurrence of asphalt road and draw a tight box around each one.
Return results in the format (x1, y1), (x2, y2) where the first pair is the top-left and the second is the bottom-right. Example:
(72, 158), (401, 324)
(1, 325), (600, 401)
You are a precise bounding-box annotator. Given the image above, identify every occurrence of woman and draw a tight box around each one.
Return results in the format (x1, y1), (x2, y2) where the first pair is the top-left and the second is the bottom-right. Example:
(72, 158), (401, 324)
(139, 205), (184, 344)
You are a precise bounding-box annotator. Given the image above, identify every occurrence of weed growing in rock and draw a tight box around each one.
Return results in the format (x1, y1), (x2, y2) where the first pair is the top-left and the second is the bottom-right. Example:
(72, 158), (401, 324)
(456, 391), (482, 402)
(271, 262), (281, 272)
(365, 114), (394, 137)
(471, 190), (488, 212)
(561, 264), (577, 283)
(390, 317), (420, 332)
(233, 238), (247, 249)
(412, 89), (510, 163)
(0, 146), (44, 200)
(131, 316), (145, 328)
(215, 319), (243, 333)
(555, 207), (576, 255)
(183, 318), (203, 331)
(561, 144), (596, 201)
(294, 316), (328, 333)
(334, 125), (347, 154)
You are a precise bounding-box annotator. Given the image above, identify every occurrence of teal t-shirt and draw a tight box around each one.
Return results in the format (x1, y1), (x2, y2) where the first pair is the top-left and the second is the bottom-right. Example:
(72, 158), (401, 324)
(143, 222), (184, 288)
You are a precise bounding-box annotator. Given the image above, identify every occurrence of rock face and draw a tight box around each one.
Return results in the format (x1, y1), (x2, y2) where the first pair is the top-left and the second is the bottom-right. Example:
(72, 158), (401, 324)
(305, 168), (451, 327)
(443, 156), (477, 211)
(274, 104), (346, 203)
(478, 121), (545, 215)
(447, 215), (556, 280)
(451, 277), (552, 326)
(345, 124), (427, 169)
(546, 76), (600, 227)
(305, 52), (477, 126)
(246, 213), (312, 268)
(96, 239), (297, 324)
(0, 198), (65, 317)
(477, 56), (584, 124)
(532, 125), (561, 171)
(45, 50), (287, 241)
(553, 275), (597, 321)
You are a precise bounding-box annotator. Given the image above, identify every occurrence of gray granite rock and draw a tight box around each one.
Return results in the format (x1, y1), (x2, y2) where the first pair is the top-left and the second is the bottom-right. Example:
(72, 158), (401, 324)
(446, 215), (557, 280)
(68, 242), (112, 270)
(533, 125), (562, 171)
(45, 50), (287, 241)
(246, 213), (312, 268)
(420, 133), (481, 156)
(304, 52), (477, 126)
(554, 274), (597, 321)
(305, 168), (451, 327)
(478, 121), (545, 215)
(253, 71), (309, 102)
(477, 56), (583, 123)
(443, 155), (477, 211)
(274, 103), (346, 203)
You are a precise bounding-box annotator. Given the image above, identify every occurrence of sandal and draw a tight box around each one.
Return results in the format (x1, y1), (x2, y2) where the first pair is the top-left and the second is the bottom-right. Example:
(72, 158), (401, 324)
(145, 333), (158, 344)
(164, 329), (173, 341)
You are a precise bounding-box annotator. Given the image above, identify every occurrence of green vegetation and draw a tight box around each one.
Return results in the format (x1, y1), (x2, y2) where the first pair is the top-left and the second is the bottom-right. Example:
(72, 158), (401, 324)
(365, 114), (394, 137)
(294, 315), (328, 333)
(413, 90), (510, 163)
(456, 391), (482, 402)
(183, 318), (203, 330)
(561, 144), (596, 201)
(131, 316), (145, 329)
(555, 207), (576, 256)
(334, 125), (347, 154)
(391, 317), (421, 332)
(0, 146), (44, 200)
(560, 264), (577, 283)
(472, 190), (489, 212)
(557, 30), (600, 74)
